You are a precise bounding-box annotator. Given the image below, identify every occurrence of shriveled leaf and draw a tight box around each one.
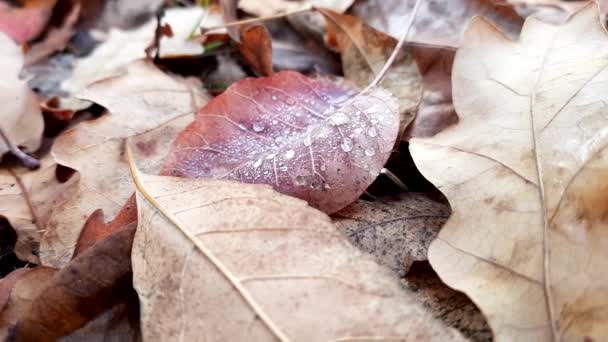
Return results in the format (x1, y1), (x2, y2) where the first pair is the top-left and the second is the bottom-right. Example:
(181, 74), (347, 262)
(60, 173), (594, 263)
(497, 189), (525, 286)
(239, 0), (354, 17)
(61, 7), (219, 94)
(130, 160), (465, 341)
(0, 32), (43, 159)
(350, 0), (524, 47)
(0, 155), (79, 263)
(320, 9), (422, 138)
(39, 60), (209, 267)
(405, 45), (458, 139)
(334, 192), (449, 276)
(238, 24), (274, 76)
(6, 227), (136, 342)
(410, 4), (608, 341)
(0, 0), (56, 43)
(162, 71), (399, 214)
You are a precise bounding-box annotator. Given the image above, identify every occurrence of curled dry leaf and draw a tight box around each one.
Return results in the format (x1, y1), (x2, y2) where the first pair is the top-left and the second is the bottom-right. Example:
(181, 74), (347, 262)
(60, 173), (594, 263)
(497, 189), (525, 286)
(39, 60), (209, 268)
(238, 0), (354, 17)
(162, 71), (399, 214)
(411, 4), (608, 341)
(61, 7), (219, 94)
(350, 0), (524, 47)
(0, 155), (79, 263)
(405, 45), (458, 139)
(129, 157), (465, 341)
(320, 9), (423, 138)
(0, 33), (43, 160)
(333, 192), (450, 277)
(238, 24), (274, 76)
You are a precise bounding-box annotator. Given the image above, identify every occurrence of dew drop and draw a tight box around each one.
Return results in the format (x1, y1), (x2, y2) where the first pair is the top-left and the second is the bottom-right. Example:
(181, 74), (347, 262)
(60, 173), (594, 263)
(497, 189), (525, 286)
(279, 165), (288, 172)
(253, 159), (263, 168)
(320, 163), (326, 172)
(368, 127), (377, 137)
(369, 170), (379, 177)
(303, 135), (312, 147)
(285, 150), (295, 159)
(377, 115), (385, 121)
(364, 148), (376, 157)
(330, 112), (351, 125)
(237, 123), (247, 131)
(323, 183), (331, 190)
(275, 137), (283, 143)
(272, 120), (278, 125)
(271, 95), (277, 101)
(285, 97), (296, 106)
(252, 121), (265, 132)
(354, 128), (363, 134)
(340, 138), (353, 152)
(370, 119), (378, 125)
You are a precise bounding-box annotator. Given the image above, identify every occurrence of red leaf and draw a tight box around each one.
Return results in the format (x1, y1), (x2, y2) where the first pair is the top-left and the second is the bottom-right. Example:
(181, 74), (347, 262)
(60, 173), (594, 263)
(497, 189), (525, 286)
(162, 71), (399, 214)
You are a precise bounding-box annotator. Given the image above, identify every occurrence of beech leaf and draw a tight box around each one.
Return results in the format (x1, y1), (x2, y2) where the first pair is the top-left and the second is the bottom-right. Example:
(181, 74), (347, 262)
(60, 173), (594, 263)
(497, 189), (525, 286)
(129, 149), (465, 341)
(162, 71), (399, 214)
(410, 4), (608, 341)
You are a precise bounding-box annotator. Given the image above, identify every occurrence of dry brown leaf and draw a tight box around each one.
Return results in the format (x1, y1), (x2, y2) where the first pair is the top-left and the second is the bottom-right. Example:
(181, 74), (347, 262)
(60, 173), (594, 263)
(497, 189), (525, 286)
(239, 0), (354, 17)
(238, 24), (274, 76)
(410, 4), (608, 341)
(129, 155), (465, 341)
(0, 155), (79, 263)
(39, 60), (209, 268)
(0, 32), (43, 160)
(405, 45), (458, 139)
(333, 192), (449, 276)
(320, 9), (422, 138)
(350, 0), (524, 48)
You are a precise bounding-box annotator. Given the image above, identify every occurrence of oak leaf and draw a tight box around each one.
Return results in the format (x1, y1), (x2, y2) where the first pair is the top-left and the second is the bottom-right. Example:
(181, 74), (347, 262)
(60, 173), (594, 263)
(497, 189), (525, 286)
(410, 4), (608, 341)
(129, 154), (465, 341)
(162, 71), (399, 214)
(39, 60), (209, 268)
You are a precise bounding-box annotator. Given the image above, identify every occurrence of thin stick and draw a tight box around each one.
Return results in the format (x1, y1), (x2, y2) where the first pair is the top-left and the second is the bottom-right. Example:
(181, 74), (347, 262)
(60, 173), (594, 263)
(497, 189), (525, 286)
(8, 168), (42, 232)
(200, 7), (312, 33)
(358, 0), (423, 95)
(0, 128), (40, 170)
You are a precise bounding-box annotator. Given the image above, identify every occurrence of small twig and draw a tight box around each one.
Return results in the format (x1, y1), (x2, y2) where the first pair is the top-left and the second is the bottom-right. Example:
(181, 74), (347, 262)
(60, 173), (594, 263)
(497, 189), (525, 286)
(358, 0), (423, 95)
(200, 7), (312, 33)
(380, 168), (409, 192)
(8, 168), (42, 232)
(0, 128), (40, 170)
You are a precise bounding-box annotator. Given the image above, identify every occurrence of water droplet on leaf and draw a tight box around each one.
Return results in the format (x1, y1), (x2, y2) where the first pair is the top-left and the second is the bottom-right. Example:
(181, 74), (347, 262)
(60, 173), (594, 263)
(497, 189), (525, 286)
(341, 138), (353, 152)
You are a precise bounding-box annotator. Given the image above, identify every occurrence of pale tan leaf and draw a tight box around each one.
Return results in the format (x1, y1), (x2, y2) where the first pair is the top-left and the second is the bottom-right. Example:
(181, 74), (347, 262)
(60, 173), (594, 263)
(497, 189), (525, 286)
(39, 60), (209, 268)
(0, 32), (43, 158)
(129, 152), (465, 341)
(410, 4), (608, 341)
(239, 0), (353, 17)
(0, 155), (78, 263)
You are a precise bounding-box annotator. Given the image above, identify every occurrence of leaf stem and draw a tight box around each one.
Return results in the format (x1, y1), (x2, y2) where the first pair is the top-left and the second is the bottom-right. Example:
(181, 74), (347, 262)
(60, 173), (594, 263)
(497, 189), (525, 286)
(358, 0), (423, 95)
(199, 7), (312, 33)
(0, 128), (40, 170)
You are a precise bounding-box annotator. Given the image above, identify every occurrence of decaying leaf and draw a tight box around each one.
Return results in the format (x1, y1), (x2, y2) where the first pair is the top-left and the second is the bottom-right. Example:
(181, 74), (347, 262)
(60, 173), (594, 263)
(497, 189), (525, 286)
(333, 192), (449, 277)
(350, 0), (524, 47)
(61, 7), (219, 94)
(238, 24), (274, 76)
(405, 45), (458, 139)
(5, 227), (136, 342)
(0, 32), (43, 160)
(129, 155), (465, 341)
(0, 155), (79, 263)
(410, 4), (608, 341)
(238, 0), (354, 17)
(321, 9), (422, 138)
(162, 71), (399, 214)
(40, 60), (209, 267)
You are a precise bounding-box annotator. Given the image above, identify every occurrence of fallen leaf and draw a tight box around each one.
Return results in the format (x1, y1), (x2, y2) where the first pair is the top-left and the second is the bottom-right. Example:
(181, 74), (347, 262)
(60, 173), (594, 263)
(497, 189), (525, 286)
(61, 7), (219, 94)
(508, 0), (608, 23)
(39, 60), (209, 268)
(129, 155), (465, 341)
(0, 268), (31, 311)
(405, 45), (458, 139)
(0, 32), (43, 161)
(5, 227), (136, 341)
(0, 0), (57, 43)
(320, 9), (422, 138)
(238, 24), (274, 76)
(333, 192), (449, 276)
(24, 0), (80, 65)
(238, 0), (354, 17)
(350, 0), (524, 47)
(0, 155), (79, 263)
(162, 71), (399, 214)
(410, 4), (608, 341)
